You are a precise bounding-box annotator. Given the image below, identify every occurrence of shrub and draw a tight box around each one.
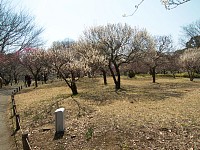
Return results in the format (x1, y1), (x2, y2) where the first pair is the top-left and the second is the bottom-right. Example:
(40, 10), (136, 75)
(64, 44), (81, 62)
(128, 70), (135, 78)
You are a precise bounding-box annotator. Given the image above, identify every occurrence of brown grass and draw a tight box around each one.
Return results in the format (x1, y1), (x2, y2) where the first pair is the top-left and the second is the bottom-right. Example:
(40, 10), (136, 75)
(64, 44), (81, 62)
(12, 76), (200, 150)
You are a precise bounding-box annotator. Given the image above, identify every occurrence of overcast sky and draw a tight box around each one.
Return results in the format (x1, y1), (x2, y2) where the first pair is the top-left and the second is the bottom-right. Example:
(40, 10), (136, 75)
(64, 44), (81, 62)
(12, 0), (200, 48)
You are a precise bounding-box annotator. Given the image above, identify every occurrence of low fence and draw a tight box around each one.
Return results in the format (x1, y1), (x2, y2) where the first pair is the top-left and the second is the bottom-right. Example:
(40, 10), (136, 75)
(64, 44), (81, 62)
(9, 85), (72, 149)
(11, 86), (32, 150)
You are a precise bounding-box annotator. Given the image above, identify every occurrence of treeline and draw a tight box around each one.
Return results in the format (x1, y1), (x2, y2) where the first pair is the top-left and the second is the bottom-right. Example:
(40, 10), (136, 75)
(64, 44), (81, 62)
(0, 0), (200, 95)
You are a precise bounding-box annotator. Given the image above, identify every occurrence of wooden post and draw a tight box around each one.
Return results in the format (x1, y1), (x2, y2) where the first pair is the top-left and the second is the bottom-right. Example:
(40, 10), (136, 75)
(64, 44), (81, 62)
(22, 133), (31, 150)
(12, 98), (15, 105)
(13, 104), (16, 116)
(11, 94), (14, 100)
(15, 114), (20, 131)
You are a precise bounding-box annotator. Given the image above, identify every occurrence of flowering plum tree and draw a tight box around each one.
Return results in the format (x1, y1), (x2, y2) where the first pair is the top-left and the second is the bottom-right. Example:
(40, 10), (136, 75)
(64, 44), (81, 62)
(139, 32), (173, 83)
(82, 23), (143, 90)
(75, 39), (108, 84)
(0, 52), (23, 85)
(180, 47), (200, 81)
(165, 51), (182, 78)
(47, 41), (88, 95)
(17, 48), (47, 87)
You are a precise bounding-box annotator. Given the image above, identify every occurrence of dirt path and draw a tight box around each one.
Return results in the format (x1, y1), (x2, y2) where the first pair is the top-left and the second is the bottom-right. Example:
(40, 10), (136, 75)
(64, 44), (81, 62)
(0, 88), (16, 150)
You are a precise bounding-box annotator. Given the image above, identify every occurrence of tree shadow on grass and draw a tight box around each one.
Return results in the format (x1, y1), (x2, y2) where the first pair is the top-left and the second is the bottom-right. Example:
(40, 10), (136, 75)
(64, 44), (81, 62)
(109, 80), (200, 102)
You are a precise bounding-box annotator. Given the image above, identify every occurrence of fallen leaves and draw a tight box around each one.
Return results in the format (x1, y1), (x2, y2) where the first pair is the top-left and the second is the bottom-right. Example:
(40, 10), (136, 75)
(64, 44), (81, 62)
(13, 77), (200, 149)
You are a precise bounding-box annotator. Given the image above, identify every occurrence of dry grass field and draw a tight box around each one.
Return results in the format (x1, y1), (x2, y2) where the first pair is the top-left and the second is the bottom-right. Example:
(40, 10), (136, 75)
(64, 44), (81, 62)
(12, 76), (200, 150)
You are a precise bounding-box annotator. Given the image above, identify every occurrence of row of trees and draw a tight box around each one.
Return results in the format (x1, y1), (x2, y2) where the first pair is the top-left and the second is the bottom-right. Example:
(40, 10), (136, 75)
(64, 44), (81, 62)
(0, 0), (43, 85)
(1, 21), (199, 95)
(0, 0), (199, 95)
(180, 19), (200, 81)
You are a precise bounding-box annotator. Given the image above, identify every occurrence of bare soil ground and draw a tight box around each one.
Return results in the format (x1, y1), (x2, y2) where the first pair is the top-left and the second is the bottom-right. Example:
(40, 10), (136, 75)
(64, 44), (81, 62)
(0, 87), (18, 150)
(12, 76), (200, 150)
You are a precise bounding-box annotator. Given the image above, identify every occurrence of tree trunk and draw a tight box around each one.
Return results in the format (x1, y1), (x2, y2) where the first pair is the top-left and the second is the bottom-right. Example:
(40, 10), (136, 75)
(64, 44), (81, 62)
(71, 82), (78, 95)
(71, 72), (78, 95)
(0, 78), (2, 88)
(58, 71), (78, 95)
(189, 72), (194, 81)
(188, 70), (194, 81)
(109, 61), (121, 90)
(13, 72), (18, 84)
(34, 77), (38, 87)
(33, 74), (39, 88)
(172, 72), (176, 79)
(163, 69), (166, 74)
(115, 67), (121, 90)
(115, 80), (120, 89)
(101, 69), (107, 85)
(14, 78), (18, 84)
(4, 79), (10, 86)
(151, 67), (156, 83)
(87, 72), (92, 78)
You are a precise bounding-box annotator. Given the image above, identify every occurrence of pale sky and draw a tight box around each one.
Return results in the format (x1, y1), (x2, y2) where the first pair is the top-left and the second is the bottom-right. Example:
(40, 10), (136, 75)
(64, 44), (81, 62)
(12, 0), (200, 48)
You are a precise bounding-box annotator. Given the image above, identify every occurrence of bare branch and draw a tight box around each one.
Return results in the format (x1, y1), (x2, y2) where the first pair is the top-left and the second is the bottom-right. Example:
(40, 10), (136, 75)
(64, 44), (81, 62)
(180, 19), (200, 48)
(123, 0), (191, 17)
(0, 0), (44, 53)
(123, 0), (145, 17)
(162, 0), (191, 10)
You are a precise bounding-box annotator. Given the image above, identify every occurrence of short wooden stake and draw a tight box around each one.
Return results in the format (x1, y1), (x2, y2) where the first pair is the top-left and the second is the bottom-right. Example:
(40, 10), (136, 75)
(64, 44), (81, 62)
(13, 104), (16, 116)
(22, 133), (31, 150)
(15, 114), (20, 131)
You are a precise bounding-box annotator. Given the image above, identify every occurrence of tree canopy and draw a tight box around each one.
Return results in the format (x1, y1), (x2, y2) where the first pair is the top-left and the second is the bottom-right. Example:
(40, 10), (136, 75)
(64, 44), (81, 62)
(0, 0), (44, 53)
